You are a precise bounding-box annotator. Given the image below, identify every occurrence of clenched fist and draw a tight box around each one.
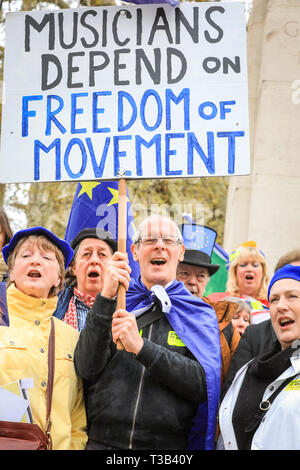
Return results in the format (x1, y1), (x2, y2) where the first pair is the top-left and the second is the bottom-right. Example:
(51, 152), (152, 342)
(112, 309), (144, 355)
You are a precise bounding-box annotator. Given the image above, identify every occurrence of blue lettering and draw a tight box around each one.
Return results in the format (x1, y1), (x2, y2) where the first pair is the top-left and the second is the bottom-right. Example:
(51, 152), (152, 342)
(71, 93), (88, 134)
(140, 90), (162, 131)
(217, 131), (245, 173)
(118, 91), (137, 132)
(64, 138), (87, 178)
(165, 133), (184, 176)
(165, 88), (190, 131)
(34, 138), (61, 181)
(92, 91), (111, 133)
(113, 135), (132, 176)
(22, 95), (43, 137)
(46, 95), (66, 136)
(198, 101), (217, 120)
(187, 132), (215, 174)
(85, 136), (110, 178)
(135, 134), (162, 176)
(220, 100), (236, 119)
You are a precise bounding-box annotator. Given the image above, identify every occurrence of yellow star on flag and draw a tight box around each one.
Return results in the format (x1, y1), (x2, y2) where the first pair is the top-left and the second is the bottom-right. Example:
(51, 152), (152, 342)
(107, 186), (129, 206)
(77, 182), (101, 200)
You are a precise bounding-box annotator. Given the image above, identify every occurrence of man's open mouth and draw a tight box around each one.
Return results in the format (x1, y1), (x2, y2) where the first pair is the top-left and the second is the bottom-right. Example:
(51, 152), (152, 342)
(189, 287), (198, 294)
(151, 259), (166, 265)
(88, 271), (100, 278)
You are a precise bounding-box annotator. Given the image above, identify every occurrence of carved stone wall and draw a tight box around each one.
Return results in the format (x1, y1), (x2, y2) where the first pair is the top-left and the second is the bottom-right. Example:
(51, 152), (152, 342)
(223, 0), (300, 272)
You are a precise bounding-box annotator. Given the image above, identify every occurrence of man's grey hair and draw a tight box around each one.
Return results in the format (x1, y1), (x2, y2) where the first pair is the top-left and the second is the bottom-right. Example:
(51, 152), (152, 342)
(132, 214), (183, 244)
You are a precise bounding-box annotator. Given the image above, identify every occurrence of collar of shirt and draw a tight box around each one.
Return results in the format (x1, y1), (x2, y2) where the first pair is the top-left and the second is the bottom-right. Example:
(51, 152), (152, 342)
(6, 283), (58, 328)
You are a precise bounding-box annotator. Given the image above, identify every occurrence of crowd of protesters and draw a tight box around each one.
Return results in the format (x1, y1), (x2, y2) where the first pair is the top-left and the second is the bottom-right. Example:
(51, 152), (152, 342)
(0, 206), (300, 450)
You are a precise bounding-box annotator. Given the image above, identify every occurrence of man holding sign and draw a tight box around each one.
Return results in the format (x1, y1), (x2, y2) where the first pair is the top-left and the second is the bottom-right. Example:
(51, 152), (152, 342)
(74, 214), (221, 450)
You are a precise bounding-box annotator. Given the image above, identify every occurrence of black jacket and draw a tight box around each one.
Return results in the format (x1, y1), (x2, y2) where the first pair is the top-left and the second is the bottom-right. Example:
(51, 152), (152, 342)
(74, 294), (207, 450)
(221, 319), (277, 400)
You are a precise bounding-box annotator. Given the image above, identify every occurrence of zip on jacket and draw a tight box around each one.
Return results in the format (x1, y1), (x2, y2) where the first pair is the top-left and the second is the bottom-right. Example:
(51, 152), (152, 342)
(129, 324), (154, 449)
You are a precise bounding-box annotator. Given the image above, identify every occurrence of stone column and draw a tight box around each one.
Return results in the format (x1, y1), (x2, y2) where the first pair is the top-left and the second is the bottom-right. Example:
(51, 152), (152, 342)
(223, 0), (300, 272)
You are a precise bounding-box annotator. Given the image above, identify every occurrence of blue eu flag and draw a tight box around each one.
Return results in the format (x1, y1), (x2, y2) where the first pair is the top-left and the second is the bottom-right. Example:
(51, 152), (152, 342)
(65, 181), (140, 279)
(181, 215), (229, 295)
(181, 223), (217, 257)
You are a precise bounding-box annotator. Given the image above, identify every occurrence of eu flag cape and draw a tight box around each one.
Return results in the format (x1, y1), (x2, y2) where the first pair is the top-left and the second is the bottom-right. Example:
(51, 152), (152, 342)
(126, 277), (221, 450)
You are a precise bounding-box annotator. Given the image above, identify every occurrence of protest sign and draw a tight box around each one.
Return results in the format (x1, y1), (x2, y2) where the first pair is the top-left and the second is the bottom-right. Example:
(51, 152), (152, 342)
(0, 2), (249, 183)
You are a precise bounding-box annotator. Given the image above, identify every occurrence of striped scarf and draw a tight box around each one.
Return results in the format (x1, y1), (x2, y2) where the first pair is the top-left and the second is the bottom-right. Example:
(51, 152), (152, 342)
(64, 287), (96, 331)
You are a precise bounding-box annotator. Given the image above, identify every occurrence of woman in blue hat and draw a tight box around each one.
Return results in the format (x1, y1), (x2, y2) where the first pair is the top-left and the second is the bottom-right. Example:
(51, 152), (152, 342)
(0, 227), (87, 450)
(218, 264), (300, 450)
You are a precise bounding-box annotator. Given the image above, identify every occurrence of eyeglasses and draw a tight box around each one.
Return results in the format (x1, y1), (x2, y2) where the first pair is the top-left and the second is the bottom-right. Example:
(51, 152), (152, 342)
(138, 236), (181, 246)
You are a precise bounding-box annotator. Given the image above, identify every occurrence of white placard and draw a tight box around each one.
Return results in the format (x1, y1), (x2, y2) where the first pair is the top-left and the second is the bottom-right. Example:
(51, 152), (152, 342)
(0, 2), (250, 183)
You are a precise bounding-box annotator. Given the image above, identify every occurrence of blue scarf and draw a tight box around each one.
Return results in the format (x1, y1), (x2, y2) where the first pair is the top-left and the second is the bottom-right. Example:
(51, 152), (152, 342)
(268, 264), (300, 299)
(126, 277), (221, 450)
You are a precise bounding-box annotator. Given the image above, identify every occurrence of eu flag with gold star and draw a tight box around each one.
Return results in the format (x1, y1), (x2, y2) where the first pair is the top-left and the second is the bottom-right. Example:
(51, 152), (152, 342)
(65, 181), (140, 279)
(182, 215), (229, 295)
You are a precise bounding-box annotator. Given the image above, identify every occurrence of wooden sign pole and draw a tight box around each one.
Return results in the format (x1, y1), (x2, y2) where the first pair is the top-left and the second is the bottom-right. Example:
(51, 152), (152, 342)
(116, 175), (127, 350)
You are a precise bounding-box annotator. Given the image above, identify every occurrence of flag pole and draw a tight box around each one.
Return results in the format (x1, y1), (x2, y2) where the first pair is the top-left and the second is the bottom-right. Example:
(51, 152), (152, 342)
(117, 175), (127, 310)
(116, 172), (127, 350)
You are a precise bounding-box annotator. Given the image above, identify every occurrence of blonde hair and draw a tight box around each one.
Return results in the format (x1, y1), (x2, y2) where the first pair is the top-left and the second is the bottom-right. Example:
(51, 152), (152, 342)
(226, 246), (269, 300)
(7, 235), (65, 297)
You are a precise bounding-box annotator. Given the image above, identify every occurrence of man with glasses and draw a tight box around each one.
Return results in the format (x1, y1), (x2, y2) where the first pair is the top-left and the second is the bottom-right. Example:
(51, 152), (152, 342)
(74, 215), (221, 450)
